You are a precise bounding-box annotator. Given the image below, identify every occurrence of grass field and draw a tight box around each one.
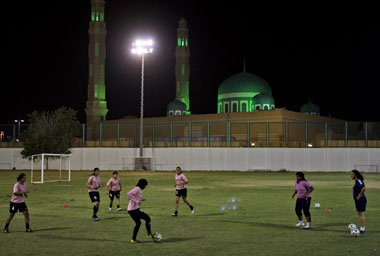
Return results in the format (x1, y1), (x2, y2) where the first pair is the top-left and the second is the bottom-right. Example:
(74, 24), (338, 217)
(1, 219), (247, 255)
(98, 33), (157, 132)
(0, 170), (379, 256)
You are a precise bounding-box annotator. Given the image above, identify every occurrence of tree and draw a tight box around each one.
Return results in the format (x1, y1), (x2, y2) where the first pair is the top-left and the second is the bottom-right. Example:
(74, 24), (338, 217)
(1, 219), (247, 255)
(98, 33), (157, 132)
(21, 107), (81, 159)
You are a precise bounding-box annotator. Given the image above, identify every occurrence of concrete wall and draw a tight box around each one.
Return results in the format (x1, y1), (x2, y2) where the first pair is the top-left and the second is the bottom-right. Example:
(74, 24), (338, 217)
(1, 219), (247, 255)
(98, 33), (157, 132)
(1, 148), (379, 172)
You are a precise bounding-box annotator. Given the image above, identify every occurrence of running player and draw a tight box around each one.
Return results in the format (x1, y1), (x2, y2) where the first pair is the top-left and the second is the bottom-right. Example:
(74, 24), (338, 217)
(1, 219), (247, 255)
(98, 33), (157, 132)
(86, 168), (103, 221)
(106, 171), (122, 211)
(172, 166), (194, 217)
(127, 179), (158, 243)
(3, 173), (32, 233)
(351, 169), (367, 233)
(292, 172), (314, 229)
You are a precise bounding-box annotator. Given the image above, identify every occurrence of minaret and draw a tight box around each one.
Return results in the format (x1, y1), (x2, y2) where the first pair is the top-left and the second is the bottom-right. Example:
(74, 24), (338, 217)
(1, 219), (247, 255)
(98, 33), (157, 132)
(175, 18), (190, 114)
(85, 0), (108, 124)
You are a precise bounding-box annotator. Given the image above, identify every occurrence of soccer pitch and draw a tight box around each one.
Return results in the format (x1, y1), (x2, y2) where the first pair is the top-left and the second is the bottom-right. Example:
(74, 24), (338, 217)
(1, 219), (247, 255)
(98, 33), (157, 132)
(0, 170), (379, 256)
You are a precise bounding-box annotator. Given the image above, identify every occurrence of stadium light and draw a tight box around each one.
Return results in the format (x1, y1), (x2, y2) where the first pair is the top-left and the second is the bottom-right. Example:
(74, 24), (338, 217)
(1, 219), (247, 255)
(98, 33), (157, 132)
(14, 119), (24, 140)
(131, 39), (154, 169)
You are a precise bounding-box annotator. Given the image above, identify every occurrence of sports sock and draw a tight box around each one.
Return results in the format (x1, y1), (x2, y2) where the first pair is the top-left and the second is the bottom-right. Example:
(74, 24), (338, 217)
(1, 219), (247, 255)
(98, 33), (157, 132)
(5, 223), (9, 229)
(26, 223), (30, 229)
(190, 205), (193, 210)
(299, 220), (304, 223)
(109, 204), (112, 208)
(306, 222), (311, 226)
(360, 227), (365, 231)
(117, 205), (120, 208)
(93, 206), (99, 216)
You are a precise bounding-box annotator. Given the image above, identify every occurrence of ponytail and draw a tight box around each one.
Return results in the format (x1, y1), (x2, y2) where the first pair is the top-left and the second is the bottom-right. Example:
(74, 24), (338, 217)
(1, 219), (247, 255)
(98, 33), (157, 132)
(351, 169), (364, 181)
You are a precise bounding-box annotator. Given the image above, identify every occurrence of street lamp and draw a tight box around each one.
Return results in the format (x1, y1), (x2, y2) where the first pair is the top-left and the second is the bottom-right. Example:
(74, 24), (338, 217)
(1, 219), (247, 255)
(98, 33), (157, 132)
(14, 119), (24, 141)
(131, 39), (153, 169)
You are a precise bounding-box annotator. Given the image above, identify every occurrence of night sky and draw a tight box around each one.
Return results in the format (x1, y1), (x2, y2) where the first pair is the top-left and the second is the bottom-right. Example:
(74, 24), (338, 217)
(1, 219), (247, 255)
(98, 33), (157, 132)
(3, 1), (380, 124)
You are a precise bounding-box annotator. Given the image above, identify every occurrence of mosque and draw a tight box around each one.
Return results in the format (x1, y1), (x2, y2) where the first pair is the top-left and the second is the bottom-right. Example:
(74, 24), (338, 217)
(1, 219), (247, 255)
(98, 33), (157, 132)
(84, 0), (349, 148)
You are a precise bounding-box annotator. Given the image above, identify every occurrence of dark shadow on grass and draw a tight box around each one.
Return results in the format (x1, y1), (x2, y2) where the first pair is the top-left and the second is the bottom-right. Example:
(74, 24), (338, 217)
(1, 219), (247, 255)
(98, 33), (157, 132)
(98, 216), (128, 221)
(161, 237), (202, 243)
(193, 212), (227, 217)
(38, 234), (120, 243)
(213, 220), (350, 233)
(31, 227), (72, 232)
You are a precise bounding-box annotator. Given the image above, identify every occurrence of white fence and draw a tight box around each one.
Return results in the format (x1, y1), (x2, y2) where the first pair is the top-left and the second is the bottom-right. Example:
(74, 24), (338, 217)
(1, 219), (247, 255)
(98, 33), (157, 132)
(0, 148), (379, 172)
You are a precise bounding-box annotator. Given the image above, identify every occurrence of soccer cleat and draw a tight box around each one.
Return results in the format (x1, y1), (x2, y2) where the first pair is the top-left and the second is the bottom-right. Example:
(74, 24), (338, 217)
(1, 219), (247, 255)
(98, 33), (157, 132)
(303, 224), (311, 229)
(117, 208), (122, 212)
(360, 230), (365, 234)
(3, 229), (9, 233)
(171, 212), (178, 217)
(93, 216), (100, 221)
(25, 228), (33, 232)
(295, 222), (304, 227)
(130, 239), (140, 244)
(109, 208), (112, 211)
(148, 233), (161, 242)
(190, 206), (194, 214)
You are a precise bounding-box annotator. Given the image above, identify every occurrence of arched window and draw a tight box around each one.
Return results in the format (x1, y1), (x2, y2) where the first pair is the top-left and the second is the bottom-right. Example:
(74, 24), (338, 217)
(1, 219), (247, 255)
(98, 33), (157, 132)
(224, 103), (229, 113)
(271, 105), (275, 110)
(242, 103), (247, 112)
(233, 103), (237, 112)
(175, 110), (181, 116)
(256, 105), (260, 111)
(169, 111), (174, 116)
(264, 105), (269, 110)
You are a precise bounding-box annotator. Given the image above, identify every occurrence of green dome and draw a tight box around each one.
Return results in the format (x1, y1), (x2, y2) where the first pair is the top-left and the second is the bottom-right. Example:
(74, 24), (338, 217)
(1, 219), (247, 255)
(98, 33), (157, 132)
(252, 93), (274, 105)
(218, 72), (272, 95)
(301, 102), (320, 114)
(167, 100), (187, 111)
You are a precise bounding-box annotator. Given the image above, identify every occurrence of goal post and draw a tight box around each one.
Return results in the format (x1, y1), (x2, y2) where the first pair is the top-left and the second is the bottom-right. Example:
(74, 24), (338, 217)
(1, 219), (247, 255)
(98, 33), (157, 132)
(31, 153), (71, 184)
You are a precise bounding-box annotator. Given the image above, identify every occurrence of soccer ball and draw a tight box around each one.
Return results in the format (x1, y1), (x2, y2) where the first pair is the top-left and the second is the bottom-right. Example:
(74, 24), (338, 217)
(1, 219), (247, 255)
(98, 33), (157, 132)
(314, 203), (320, 209)
(348, 224), (357, 230)
(153, 232), (162, 242)
(351, 229), (360, 237)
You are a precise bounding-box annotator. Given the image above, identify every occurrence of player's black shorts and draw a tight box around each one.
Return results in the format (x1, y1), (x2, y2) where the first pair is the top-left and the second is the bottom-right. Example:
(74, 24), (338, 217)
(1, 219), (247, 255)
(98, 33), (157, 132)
(109, 190), (120, 200)
(89, 192), (100, 203)
(295, 197), (311, 217)
(9, 202), (28, 213)
(355, 196), (366, 212)
(176, 188), (187, 198)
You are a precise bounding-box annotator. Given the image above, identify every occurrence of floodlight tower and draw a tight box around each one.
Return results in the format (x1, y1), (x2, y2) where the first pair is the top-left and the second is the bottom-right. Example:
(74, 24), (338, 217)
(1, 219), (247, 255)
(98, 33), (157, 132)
(131, 40), (153, 169)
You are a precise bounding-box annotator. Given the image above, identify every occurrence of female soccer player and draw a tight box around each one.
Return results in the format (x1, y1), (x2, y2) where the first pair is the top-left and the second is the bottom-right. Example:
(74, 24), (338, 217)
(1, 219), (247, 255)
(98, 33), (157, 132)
(106, 171), (122, 211)
(86, 167), (103, 221)
(127, 179), (158, 243)
(351, 169), (366, 233)
(291, 172), (314, 229)
(3, 173), (32, 233)
(172, 166), (194, 217)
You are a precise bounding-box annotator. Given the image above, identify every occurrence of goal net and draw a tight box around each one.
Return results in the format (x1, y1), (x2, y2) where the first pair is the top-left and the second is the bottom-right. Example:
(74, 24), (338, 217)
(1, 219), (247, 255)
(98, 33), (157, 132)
(31, 154), (71, 184)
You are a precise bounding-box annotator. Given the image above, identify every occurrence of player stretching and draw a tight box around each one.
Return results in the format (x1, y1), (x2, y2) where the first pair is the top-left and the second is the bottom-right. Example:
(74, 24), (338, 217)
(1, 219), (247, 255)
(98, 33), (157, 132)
(3, 173), (32, 233)
(172, 166), (194, 217)
(351, 169), (367, 234)
(292, 172), (314, 229)
(86, 168), (103, 221)
(106, 171), (122, 211)
(127, 179), (158, 243)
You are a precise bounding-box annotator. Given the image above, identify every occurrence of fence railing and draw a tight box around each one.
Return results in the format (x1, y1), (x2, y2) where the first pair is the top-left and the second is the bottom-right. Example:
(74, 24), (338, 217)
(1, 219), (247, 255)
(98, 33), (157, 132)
(1, 121), (380, 148)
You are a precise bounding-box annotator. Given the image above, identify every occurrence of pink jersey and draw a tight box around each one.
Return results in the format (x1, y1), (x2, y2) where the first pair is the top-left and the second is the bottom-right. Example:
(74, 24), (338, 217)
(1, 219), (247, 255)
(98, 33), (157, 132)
(175, 173), (188, 190)
(127, 186), (143, 211)
(295, 180), (312, 199)
(11, 182), (27, 203)
(87, 175), (101, 192)
(106, 177), (121, 191)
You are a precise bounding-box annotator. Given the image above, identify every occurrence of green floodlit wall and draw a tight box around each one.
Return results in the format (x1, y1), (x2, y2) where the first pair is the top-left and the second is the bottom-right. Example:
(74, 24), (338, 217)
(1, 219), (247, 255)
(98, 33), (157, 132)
(1, 122), (380, 149)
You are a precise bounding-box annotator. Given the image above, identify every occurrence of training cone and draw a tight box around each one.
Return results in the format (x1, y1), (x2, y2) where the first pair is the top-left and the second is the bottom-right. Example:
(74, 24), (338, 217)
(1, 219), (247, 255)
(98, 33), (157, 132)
(325, 209), (331, 212)
(63, 205), (67, 208)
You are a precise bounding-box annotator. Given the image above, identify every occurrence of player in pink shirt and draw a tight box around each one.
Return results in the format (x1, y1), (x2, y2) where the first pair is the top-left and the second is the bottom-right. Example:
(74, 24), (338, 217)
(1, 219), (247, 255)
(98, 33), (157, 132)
(3, 173), (32, 233)
(106, 171), (122, 211)
(127, 179), (159, 243)
(86, 168), (103, 221)
(172, 167), (194, 217)
(291, 172), (314, 229)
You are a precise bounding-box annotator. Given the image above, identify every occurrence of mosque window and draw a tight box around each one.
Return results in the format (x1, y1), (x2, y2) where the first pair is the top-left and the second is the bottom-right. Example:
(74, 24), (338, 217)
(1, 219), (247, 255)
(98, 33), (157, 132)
(178, 38), (181, 46)
(264, 105), (269, 110)
(185, 39), (188, 47)
(91, 11), (95, 21)
(271, 105), (274, 110)
(96, 11), (99, 21)
(256, 105), (260, 111)
(224, 103), (229, 113)
(100, 8), (104, 22)
(233, 103), (237, 112)
(169, 111), (174, 116)
(175, 110), (181, 116)
(181, 38), (185, 46)
(242, 103), (247, 112)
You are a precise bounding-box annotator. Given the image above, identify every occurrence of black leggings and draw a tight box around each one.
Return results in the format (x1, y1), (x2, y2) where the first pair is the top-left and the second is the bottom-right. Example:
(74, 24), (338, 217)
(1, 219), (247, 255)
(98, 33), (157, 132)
(295, 197), (311, 217)
(128, 208), (151, 240)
